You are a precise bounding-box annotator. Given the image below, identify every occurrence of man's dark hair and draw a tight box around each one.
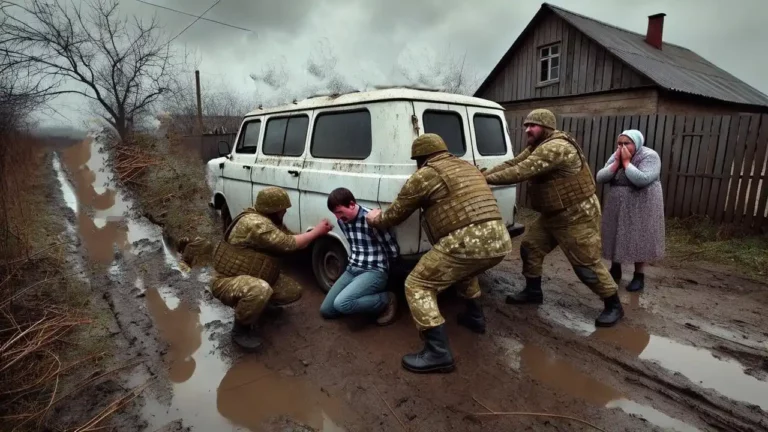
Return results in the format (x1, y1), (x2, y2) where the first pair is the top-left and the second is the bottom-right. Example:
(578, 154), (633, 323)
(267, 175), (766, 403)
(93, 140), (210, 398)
(327, 187), (356, 211)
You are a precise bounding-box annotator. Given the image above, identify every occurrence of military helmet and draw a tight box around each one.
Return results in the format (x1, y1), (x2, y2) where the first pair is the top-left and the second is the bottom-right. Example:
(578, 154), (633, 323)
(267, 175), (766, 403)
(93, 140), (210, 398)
(411, 133), (448, 159)
(523, 109), (557, 130)
(255, 186), (292, 214)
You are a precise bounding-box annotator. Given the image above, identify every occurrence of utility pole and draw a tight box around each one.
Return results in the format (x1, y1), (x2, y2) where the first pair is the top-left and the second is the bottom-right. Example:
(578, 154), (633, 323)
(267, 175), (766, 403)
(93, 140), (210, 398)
(195, 70), (203, 134)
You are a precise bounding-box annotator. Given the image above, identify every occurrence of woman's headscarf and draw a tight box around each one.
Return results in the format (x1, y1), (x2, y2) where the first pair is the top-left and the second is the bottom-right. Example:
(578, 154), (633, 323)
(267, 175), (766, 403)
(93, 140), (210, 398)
(619, 129), (644, 151)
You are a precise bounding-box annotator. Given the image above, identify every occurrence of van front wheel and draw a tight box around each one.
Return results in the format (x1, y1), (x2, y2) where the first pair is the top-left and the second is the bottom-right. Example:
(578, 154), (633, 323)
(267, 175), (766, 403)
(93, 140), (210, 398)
(311, 238), (348, 293)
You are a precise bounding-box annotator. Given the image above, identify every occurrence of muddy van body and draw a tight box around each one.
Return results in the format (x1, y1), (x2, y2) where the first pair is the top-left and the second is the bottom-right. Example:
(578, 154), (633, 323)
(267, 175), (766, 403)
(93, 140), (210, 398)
(206, 87), (524, 291)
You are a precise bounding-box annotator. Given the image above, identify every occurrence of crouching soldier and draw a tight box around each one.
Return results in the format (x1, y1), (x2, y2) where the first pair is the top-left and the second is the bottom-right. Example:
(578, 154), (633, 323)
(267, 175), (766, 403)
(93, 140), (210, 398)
(366, 133), (512, 374)
(212, 186), (332, 351)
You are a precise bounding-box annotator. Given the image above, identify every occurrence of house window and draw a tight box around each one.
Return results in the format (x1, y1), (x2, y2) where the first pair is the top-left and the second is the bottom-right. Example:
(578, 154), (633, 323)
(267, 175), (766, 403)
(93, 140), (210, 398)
(539, 43), (560, 83)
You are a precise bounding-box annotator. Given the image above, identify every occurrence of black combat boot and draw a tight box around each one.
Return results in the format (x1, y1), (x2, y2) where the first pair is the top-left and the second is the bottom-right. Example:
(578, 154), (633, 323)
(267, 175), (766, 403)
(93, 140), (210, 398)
(506, 277), (544, 305)
(231, 321), (263, 352)
(263, 303), (284, 318)
(457, 299), (486, 334)
(595, 294), (624, 327)
(401, 325), (455, 374)
(626, 272), (645, 292)
(609, 263), (622, 284)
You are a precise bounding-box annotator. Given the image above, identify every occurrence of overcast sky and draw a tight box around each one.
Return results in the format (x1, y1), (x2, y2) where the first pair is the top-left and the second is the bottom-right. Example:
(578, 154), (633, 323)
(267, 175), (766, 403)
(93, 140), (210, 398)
(34, 0), (768, 128)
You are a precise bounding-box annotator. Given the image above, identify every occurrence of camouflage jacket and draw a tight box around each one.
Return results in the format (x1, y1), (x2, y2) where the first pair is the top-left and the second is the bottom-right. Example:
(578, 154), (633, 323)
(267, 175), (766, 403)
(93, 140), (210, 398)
(483, 131), (582, 185)
(227, 209), (298, 255)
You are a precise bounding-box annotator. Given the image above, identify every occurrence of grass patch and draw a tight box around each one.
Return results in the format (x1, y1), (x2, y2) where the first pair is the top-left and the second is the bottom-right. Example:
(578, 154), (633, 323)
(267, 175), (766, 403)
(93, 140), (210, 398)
(664, 216), (768, 281)
(1, 133), (113, 430)
(112, 131), (220, 247)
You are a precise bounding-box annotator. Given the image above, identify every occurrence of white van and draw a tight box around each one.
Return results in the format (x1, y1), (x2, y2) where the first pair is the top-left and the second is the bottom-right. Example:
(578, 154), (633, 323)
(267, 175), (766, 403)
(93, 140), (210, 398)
(206, 87), (524, 291)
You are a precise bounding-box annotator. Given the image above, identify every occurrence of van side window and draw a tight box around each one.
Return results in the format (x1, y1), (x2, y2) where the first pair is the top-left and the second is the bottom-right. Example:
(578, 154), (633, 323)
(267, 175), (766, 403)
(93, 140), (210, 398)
(263, 115), (309, 157)
(473, 114), (507, 156)
(311, 109), (372, 159)
(423, 110), (466, 156)
(235, 120), (260, 154)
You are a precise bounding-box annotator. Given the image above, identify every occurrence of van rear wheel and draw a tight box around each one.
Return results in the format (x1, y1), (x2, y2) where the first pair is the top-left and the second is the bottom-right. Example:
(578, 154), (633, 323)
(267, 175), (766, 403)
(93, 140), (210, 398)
(312, 238), (348, 293)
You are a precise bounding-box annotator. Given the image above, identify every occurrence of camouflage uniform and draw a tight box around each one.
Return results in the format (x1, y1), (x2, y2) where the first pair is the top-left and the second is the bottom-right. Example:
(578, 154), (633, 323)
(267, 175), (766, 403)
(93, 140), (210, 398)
(484, 109), (623, 327)
(369, 133), (512, 373)
(211, 193), (303, 327)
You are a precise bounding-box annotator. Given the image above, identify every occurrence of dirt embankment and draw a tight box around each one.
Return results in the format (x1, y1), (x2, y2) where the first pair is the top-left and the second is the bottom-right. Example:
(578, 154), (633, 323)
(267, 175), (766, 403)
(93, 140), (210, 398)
(33, 129), (768, 432)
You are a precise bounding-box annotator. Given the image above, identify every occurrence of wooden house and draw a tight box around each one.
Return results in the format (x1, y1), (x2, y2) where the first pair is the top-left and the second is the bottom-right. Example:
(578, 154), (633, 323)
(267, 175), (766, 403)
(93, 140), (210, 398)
(474, 3), (768, 119)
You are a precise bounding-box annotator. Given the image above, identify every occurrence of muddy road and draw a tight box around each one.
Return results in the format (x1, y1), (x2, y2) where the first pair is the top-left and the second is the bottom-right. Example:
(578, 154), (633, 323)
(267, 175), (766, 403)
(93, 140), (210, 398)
(48, 134), (768, 431)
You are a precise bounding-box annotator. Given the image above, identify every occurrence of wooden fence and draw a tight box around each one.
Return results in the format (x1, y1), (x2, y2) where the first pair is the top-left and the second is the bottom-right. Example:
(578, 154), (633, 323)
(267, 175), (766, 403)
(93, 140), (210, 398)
(181, 133), (237, 163)
(506, 113), (768, 229)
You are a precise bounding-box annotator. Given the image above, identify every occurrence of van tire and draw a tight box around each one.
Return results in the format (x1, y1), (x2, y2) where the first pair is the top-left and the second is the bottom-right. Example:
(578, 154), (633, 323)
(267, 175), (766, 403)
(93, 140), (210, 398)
(220, 201), (233, 234)
(312, 237), (348, 293)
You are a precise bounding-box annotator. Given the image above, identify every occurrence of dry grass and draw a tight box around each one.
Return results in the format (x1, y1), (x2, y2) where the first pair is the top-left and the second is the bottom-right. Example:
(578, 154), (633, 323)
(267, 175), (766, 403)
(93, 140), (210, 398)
(111, 131), (219, 246)
(665, 215), (768, 281)
(0, 131), (138, 431)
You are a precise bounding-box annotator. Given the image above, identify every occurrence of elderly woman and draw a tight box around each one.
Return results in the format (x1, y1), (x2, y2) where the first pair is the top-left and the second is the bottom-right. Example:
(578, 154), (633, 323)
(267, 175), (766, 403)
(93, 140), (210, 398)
(596, 129), (665, 292)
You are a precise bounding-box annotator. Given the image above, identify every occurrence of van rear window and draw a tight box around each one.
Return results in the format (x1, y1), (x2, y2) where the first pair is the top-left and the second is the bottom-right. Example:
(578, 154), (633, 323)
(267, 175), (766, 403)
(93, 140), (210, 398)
(473, 114), (507, 156)
(263, 115), (308, 157)
(311, 109), (372, 159)
(423, 110), (466, 156)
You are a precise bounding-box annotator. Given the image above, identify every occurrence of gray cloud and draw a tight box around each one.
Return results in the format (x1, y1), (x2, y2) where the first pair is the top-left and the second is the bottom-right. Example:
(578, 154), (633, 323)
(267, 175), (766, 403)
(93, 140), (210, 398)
(31, 0), (768, 126)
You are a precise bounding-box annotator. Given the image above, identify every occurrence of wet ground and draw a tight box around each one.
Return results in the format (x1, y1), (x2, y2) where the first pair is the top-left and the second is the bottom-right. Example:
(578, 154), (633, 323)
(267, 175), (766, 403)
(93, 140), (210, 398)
(48, 134), (768, 431)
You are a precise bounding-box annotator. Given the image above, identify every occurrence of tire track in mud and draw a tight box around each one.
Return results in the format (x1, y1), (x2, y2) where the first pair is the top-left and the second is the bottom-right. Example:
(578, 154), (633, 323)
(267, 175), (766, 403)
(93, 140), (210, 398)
(484, 265), (768, 432)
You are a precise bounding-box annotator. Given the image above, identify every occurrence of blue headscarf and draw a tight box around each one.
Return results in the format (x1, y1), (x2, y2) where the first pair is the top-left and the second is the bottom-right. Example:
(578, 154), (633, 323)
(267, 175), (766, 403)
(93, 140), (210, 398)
(619, 129), (644, 151)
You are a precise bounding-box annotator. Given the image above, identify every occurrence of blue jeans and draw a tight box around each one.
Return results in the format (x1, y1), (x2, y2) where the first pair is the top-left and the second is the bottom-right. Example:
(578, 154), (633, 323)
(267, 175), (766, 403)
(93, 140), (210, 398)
(319, 266), (389, 318)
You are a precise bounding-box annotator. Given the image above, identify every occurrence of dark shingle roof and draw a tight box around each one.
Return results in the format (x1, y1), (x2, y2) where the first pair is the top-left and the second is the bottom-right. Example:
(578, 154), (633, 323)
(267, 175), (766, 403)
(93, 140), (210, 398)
(476, 3), (768, 108)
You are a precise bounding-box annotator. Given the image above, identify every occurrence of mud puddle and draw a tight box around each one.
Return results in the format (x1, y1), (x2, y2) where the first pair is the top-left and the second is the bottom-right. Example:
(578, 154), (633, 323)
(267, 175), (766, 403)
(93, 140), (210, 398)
(138, 282), (351, 431)
(538, 303), (768, 411)
(53, 134), (180, 270)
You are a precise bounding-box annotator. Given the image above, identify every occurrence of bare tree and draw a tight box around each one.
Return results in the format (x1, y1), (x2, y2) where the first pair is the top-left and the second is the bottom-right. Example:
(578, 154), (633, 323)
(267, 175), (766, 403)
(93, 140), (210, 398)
(1, 0), (182, 140)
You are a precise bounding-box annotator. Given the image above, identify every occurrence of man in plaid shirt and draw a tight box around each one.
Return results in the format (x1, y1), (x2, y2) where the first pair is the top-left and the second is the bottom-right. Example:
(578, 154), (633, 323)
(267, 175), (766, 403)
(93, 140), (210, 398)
(320, 187), (399, 325)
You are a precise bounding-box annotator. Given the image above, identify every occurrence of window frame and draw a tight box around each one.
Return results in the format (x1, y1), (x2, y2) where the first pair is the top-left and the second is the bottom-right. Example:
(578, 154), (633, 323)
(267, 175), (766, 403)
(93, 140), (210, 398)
(538, 42), (561, 85)
(422, 109), (467, 157)
(234, 119), (261, 155)
(261, 113), (310, 157)
(310, 107), (373, 160)
(472, 113), (508, 156)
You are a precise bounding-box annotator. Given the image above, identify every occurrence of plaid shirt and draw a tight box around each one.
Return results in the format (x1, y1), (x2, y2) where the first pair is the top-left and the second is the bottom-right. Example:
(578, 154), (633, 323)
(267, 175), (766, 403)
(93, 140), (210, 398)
(337, 206), (399, 272)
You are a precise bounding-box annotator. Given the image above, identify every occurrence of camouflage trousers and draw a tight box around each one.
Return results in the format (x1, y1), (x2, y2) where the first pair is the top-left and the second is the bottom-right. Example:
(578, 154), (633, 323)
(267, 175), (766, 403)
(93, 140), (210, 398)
(521, 211), (617, 298)
(211, 273), (302, 325)
(405, 248), (505, 331)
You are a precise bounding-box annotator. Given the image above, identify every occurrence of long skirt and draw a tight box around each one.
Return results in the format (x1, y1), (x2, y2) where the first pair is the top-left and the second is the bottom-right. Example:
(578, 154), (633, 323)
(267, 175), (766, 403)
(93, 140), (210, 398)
(601, 181), (665, 263)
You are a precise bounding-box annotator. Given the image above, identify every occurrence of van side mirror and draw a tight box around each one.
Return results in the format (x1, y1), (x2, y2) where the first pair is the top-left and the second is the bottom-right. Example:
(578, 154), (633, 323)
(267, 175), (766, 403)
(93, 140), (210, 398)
(218, 140), (231, 157)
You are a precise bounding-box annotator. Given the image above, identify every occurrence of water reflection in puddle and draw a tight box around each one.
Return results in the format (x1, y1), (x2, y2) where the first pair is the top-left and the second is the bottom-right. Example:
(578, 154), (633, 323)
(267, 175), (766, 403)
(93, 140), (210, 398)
(52, 135), (182, 270)
(539, 305), (768, 411)
(142, 285), (351, 431)
(518, 344), (699, 432)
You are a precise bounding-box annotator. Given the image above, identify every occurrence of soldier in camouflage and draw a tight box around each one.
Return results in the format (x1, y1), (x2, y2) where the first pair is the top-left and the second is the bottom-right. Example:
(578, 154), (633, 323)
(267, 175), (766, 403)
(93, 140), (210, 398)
(366, 133), (513, 374)
(483, 109), (624, 327)
(209, 187), (332, 351)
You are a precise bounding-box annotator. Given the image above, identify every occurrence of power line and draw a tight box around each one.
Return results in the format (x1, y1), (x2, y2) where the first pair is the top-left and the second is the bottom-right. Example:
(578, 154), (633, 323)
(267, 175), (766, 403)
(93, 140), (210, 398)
(136, 0), (253, 40)
(135, 0), (254, 34)
(167, 0), (220, 45)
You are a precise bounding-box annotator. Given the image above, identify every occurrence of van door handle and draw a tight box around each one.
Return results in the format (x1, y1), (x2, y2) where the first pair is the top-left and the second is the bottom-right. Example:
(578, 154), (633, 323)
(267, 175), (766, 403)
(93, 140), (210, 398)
(288, 170), (299, 177)
(243, 165), (251, 170)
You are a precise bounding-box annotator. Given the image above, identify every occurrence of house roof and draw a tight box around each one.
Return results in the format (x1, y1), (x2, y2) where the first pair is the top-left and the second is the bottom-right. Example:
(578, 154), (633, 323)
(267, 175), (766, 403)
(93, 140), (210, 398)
(475, 3), (768, 108)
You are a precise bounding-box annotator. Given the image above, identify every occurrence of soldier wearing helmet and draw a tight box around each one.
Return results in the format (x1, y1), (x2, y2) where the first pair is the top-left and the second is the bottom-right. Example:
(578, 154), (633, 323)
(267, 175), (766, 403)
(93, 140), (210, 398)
(366, 133), (512, 374)
(207, 186), (333, 351)
(483, 109), (623, 328)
